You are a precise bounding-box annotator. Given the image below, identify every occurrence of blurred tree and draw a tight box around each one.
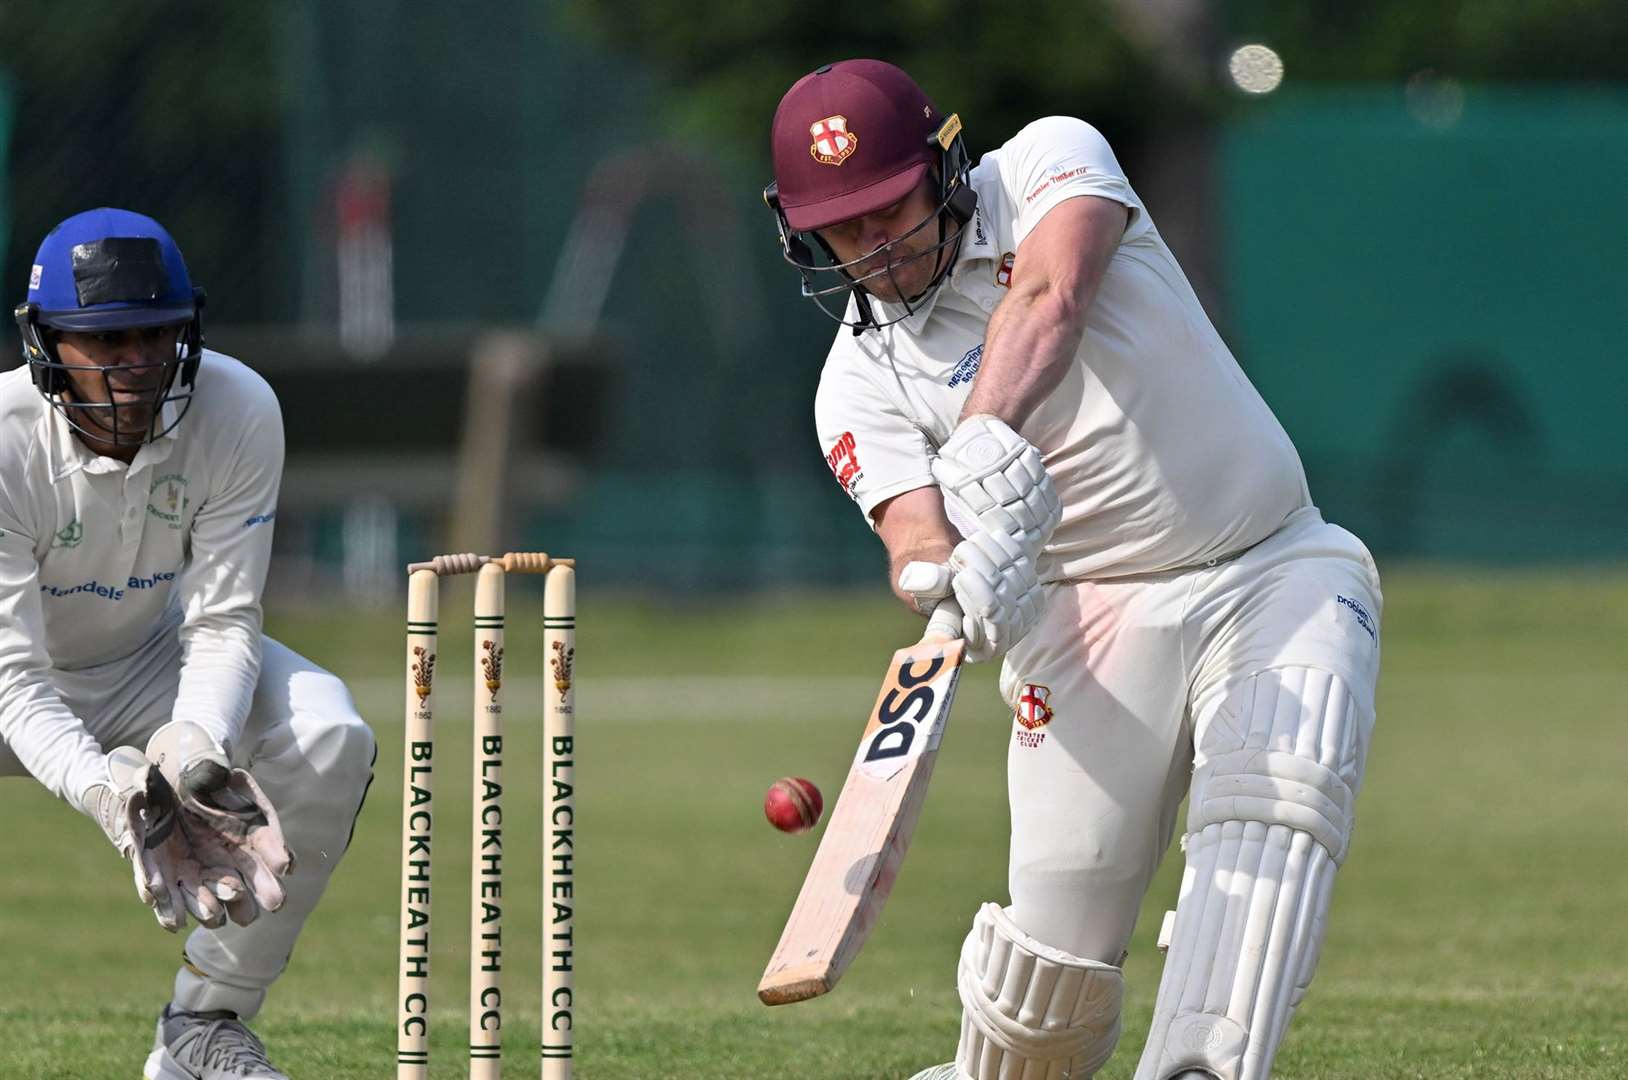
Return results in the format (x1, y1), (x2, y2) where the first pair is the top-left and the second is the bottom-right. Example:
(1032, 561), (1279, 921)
(555, 0), (1212, 169)
(552, 1), (1235, 316)
(0, 2), (282, 323)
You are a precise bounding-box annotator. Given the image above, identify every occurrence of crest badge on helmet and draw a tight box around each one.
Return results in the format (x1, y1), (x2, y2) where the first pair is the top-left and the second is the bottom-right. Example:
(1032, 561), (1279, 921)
(809, 115), (858, 166)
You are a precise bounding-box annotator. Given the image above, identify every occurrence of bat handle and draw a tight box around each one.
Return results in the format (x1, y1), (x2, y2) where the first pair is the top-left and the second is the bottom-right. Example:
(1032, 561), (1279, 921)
(923, 599), (964, 643)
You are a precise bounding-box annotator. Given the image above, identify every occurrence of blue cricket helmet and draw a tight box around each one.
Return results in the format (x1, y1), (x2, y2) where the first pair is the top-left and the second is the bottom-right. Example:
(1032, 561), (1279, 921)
(14, 208), (206, 446)
(24, 207), (200, 330)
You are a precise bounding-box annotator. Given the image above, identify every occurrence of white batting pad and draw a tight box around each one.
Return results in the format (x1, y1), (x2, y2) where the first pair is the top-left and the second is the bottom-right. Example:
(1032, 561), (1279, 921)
(956, 902), (1125, 1079)
(1134, 667), (1371, 1080)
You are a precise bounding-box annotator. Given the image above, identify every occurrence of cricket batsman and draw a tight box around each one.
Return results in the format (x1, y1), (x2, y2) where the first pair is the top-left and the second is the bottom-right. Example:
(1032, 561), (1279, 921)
(1, 208), (376, 1079)
(767, 61), (1383, 1079)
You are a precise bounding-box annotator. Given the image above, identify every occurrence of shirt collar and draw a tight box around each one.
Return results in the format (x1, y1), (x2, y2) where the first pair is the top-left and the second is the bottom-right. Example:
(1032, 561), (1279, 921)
(952, 202), (1000, 272)
(46, 397), (180, 481)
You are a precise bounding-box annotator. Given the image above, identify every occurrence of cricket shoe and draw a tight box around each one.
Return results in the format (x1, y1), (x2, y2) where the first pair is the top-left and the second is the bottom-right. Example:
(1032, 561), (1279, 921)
(143, 1004), (289, 1079)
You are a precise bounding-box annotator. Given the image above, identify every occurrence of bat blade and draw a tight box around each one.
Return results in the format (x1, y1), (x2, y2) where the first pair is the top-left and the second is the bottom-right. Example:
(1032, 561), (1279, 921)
(757, 633), (966, 1006)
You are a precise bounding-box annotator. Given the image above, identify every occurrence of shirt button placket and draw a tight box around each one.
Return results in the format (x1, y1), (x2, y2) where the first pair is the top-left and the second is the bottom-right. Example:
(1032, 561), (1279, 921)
(123, 473), (144, 549)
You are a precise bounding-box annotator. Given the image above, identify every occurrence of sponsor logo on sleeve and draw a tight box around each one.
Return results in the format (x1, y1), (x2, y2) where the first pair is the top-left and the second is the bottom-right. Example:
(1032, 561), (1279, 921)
(809, 115), (858, 166)
(995, 252), (1015, 288)
(948, 345), (983, 388)
(242, 511), (276, 529)
(1014, 683), (1054, 749)
(1023, 165), (1092, 206)
(824, 431), (863, 501)
(1336, 594), (1378, 644)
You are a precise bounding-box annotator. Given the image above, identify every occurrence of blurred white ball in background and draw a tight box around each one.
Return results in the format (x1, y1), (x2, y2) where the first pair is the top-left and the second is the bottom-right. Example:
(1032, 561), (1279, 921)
(1229, 44), (1285, 95)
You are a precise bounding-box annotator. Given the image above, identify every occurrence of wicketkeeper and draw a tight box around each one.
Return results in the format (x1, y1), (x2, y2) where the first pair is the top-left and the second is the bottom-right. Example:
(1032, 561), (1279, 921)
(767, 60), (1383, 1079)
(1, 208), (376, 1080)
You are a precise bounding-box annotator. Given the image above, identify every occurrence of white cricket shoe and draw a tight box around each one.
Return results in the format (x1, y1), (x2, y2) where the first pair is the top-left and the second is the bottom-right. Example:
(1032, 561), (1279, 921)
(143, 1005), (289, 1079)
(905, 1066), (959, 1080)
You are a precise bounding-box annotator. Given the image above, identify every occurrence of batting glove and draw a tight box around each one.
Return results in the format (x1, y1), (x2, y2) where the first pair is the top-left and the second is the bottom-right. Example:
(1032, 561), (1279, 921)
(931, 415), (1061, 561)
(899, 529), (1046, 663)
(947, 528), (1046, 663)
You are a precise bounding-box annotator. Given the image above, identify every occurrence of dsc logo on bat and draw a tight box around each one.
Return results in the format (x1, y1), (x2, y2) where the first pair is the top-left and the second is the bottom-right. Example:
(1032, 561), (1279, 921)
(855, 649), (963, 781)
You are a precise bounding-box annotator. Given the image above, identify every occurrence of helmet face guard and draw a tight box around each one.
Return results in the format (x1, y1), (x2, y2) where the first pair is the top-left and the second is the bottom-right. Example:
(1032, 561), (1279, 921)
(16, 296), (204, 448)
(16, 212), (205, 448)
(766, 114), (977, 333)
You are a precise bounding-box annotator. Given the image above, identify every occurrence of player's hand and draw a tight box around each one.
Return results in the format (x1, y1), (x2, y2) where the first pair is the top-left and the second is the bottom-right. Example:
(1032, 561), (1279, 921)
(898, 561), (975, 650)
(931, 415), (1061, 560)
(80, 747), (243, 932)
(147, 722), (296, 926)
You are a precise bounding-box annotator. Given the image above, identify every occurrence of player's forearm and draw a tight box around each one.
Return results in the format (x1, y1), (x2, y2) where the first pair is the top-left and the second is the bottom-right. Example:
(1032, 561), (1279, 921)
(0, 631), (107, 804)
(171, 434), (279, 751)
(173, 614), (263, 752)
(873, 487), (962, 614)
(0, 539), (107, 802)
(0, 681), (107, 803)
(961, 283), (1089, 428)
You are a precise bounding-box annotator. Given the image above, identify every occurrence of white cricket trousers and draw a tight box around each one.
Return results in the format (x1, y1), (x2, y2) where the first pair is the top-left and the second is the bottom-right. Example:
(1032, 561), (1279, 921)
(0, 631), (375, 1019)
(998, 506), (1382, 963)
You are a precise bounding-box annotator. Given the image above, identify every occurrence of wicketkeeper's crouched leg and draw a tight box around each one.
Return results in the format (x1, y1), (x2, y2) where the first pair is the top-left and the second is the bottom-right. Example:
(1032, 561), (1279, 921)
(1133, 666), (1373, 1080)
(172, 636), (375, 1019)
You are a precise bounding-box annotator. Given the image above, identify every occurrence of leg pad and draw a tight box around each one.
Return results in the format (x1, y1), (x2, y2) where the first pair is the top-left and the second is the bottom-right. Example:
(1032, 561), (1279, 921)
(1135, 667), (1372, 1080)
(957, 903), (1125, 1079)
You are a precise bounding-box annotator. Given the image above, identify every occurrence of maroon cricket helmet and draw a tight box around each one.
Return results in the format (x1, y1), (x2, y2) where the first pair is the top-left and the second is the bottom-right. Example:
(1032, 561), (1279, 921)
(770, 59), (944, 232)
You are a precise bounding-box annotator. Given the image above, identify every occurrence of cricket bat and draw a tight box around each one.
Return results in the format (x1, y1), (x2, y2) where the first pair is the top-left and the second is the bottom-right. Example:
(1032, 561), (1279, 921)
(758, 601), (967, 1006)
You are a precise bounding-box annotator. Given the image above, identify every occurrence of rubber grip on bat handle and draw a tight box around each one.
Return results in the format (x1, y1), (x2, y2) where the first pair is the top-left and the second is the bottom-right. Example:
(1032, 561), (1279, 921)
(923, 598), (964, 643)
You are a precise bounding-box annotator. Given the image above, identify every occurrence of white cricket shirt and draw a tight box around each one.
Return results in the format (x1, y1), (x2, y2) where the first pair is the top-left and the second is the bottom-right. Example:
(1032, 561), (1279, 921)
(0, 351), (282, 802)
(815, 116), (1311, 581)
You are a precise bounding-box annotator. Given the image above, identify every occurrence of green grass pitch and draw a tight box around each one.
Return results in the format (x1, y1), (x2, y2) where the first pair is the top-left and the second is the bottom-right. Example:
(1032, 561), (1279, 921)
(1, 568), (1624, 1077)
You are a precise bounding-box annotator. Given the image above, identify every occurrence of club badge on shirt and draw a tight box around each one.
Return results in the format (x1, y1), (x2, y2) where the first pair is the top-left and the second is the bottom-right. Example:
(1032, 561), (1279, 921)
(1014, 683), (1054, 749)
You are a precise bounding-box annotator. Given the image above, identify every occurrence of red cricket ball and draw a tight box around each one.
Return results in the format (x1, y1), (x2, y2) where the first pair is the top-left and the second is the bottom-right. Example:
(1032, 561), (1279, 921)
(764, 776), (823, 834)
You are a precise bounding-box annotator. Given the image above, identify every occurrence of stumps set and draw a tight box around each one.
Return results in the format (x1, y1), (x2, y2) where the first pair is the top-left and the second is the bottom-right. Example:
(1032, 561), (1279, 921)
(397, 551), (578, 1079)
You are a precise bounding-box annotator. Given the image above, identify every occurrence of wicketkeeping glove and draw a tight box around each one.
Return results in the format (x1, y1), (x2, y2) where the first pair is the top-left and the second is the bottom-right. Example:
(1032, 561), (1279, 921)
(146, 721), (296, 926)
(80, 747), (244, 932)
(930, 415), (1062, 561)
